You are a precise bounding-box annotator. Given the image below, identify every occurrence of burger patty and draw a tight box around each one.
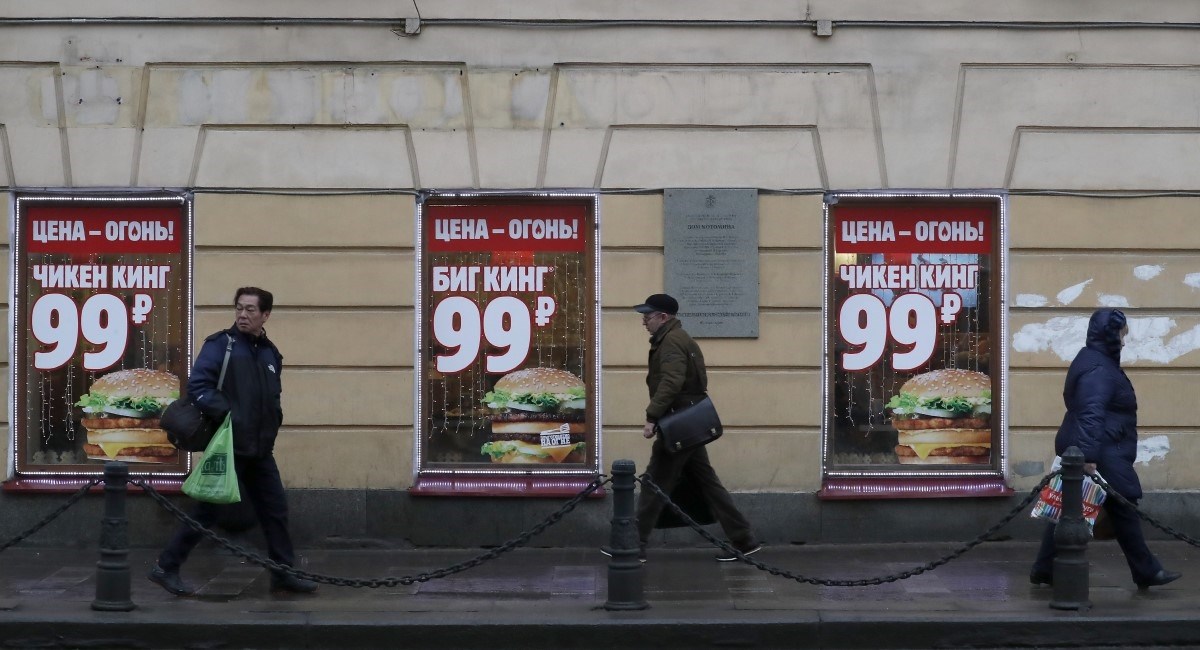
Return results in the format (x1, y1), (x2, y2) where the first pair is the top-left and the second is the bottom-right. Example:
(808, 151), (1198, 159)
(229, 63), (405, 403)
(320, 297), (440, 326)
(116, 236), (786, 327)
(82, 416), (162, 429)
(894, 445), (990, 458)
(83, 443), (176, 458)
(489, 431), (587, 444)
(489, 411), (583, 423)
(891, 416), (989, 431)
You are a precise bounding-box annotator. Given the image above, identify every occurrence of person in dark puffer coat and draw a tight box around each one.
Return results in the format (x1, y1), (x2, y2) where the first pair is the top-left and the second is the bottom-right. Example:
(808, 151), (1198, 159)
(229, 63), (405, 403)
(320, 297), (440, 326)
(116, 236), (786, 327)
(1030, 308), (1180, 588)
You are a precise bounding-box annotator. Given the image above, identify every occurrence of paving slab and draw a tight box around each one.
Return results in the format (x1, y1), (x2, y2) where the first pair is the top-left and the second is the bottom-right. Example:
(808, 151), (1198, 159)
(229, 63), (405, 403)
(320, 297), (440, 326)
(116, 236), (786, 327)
(0, 542), (1199, 648)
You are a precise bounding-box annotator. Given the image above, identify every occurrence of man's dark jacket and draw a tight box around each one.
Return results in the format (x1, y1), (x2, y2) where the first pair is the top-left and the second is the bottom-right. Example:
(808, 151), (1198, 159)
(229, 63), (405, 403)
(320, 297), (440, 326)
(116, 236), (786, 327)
(645, 318), (707, 421)
(188, 326), (284, 458)
(1054, 308), (1141, 499)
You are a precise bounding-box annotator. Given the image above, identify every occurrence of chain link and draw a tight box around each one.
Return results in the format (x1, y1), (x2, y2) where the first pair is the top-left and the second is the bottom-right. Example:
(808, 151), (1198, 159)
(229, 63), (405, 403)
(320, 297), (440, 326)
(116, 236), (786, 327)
(131, 475), (611, 588)
(20, 469), (1196, 591)
(637, 471), (1057, 587)
(0, 479), (102, 553)
(1091, 473), (1200, 547)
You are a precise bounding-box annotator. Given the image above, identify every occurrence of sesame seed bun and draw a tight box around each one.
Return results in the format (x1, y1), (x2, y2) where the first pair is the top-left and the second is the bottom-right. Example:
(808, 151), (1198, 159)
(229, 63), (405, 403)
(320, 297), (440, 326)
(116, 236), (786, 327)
(897, 368), (990, 400)
(493, 367), (584, 395)
(87, 368), (179, 400)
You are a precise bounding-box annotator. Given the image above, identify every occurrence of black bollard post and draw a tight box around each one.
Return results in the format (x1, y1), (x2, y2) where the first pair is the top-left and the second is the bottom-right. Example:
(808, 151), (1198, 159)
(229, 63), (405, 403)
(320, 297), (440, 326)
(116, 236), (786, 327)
(1050, 446), (1090, 610)
(92, 461), (135, 612)
(603, 459), (648, 611)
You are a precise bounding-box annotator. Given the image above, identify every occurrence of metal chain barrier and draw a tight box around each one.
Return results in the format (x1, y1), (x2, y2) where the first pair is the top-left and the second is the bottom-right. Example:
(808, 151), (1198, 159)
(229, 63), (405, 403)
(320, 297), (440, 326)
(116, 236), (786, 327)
(0, 479), (102, 553)
(130, 475), (611, 588)
(637, 471), (1058, 587)
(1092, 473), (1200, 547)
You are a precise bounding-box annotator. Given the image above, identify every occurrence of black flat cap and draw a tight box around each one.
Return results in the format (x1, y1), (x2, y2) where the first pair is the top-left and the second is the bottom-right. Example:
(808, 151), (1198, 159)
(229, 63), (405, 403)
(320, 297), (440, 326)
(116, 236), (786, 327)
(633, 293), (678, 315)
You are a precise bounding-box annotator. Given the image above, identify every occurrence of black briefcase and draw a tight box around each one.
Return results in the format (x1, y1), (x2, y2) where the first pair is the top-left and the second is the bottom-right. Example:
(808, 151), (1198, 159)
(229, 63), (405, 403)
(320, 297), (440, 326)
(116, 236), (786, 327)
(655, 396), (723, 454)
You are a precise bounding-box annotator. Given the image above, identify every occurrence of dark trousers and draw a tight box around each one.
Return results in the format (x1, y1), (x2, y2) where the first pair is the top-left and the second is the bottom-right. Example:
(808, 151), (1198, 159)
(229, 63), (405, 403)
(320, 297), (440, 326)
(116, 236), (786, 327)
(159, 454), (296, 573)
(636, 439), (756, 548)
(1032, 496), (1162, 583)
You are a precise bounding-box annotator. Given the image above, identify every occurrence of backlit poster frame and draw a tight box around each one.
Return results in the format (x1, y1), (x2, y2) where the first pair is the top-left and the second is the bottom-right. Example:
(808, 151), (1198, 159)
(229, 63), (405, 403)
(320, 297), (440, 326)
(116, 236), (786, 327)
(822, 192), (1008, 486)
(412, 192), (601, 495)
(10, 192), (194, 478)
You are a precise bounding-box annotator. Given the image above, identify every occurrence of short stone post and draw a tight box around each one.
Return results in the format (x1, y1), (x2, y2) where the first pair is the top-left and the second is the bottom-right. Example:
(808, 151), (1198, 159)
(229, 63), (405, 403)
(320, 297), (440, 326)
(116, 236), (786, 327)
(92, 461), (135, 611)
(1050, 446), (1090, 610)
(603, 459), (648, 611)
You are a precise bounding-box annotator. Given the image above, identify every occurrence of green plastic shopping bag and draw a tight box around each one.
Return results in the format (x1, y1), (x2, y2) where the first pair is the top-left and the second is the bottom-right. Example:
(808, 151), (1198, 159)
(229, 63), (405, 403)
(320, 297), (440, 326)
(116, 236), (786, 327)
(182, 415), (241, 504)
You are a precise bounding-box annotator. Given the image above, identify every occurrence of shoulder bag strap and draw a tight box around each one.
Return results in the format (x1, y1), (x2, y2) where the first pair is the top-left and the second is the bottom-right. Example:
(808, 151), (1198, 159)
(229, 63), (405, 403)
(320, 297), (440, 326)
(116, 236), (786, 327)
(687, 345), (707, 398)
(216, 334), (234, 391)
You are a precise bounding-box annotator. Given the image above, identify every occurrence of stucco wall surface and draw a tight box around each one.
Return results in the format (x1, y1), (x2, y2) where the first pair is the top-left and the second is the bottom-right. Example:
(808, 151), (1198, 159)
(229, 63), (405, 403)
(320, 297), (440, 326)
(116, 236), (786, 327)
(0, 4), (1198, 191)
(2, 4), (1200, 499)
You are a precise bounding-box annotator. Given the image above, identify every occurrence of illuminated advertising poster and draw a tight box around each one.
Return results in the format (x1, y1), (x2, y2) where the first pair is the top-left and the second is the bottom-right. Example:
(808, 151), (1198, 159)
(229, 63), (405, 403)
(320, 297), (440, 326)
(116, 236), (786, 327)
(417, 195), (598, 482)
(827, 196), (1002, 474)
(12, 195), (192, 476)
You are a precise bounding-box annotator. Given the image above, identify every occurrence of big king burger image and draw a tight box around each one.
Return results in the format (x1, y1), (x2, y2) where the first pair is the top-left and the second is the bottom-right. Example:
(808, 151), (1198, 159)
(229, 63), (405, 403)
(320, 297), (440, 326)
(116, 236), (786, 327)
(76, 368), (180, 464)
(886, 368), (992, 465)
(480, 367), (587, 464)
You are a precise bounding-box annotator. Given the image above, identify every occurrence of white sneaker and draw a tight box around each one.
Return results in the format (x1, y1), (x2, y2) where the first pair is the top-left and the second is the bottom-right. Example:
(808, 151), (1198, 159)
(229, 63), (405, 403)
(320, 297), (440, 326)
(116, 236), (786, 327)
(600, 547), (646, 563)
(715, 543), (762, 562)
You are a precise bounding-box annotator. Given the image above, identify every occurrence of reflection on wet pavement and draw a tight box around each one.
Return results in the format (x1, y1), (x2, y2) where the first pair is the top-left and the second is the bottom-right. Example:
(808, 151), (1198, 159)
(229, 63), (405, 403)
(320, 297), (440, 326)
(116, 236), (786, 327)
(1, 541), (1196, 614)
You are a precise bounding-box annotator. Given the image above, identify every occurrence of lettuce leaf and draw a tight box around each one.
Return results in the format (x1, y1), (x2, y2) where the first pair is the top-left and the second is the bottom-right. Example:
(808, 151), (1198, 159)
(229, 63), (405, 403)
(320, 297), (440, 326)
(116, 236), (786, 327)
(887, 390), (990, 417)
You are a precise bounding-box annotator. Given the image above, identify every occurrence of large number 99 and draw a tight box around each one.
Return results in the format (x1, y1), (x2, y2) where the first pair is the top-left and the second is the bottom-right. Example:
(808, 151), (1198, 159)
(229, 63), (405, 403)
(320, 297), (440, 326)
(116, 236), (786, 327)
(433, 296), (532, 374)
(838, 292), (936, 372)
(32, 293), (129, 371)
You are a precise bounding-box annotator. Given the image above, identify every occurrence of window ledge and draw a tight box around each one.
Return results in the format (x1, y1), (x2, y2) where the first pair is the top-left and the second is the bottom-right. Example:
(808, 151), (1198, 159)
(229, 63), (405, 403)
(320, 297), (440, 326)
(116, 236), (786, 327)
(818, 476), (1012, 500)
(410, 473), (606, 498)
(3, 477), (183, 494)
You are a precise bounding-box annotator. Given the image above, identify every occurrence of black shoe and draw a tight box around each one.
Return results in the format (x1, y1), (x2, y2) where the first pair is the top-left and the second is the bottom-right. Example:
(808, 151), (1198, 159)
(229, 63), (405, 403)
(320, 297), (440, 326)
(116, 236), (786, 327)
(271, 573), (319, 594)
(716, 543), (762, 562)
(148, 564), (195, 596)
(1029, 570), (1053, 586)
(600, 547), (647, 563)
(1136, 570), (1181, 589)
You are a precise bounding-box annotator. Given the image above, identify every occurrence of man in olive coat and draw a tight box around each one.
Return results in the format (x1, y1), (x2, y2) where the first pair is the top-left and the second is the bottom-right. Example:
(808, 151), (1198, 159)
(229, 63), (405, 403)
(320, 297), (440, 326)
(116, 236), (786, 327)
(632, 293), (760, 562)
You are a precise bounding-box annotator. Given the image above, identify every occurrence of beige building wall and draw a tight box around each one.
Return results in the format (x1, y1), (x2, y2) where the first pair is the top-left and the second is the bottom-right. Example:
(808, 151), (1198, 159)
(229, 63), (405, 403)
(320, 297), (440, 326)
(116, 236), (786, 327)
(3, 3), (1200, 496)
(1007, 196), (1200, 493)
(601, 194), (823, 491)
(173, 192), (826, 492)
(191, 194), (415, 489)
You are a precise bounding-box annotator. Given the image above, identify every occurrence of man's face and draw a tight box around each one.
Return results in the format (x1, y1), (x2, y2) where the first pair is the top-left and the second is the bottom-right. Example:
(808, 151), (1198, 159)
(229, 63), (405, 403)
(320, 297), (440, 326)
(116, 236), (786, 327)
(235, 294), (270, 336)
(642, 311), (667, 334)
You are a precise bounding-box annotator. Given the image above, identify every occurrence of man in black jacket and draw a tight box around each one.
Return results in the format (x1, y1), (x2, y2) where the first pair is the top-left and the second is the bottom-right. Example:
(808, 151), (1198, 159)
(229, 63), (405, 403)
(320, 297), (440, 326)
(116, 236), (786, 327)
(632, 293), (760, 562)
(149, 287), (317, 595)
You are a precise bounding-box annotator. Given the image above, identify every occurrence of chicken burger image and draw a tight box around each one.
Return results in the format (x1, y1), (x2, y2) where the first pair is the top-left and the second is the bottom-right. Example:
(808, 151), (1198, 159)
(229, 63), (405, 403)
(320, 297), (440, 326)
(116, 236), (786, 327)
(886, 368), (992, 465)
(76, 368), (180, 464)
(480, 367), (587, 464)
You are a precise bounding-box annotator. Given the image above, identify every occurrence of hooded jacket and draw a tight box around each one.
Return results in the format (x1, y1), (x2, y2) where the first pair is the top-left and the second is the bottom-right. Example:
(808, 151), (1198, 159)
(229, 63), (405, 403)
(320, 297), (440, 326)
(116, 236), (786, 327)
(645, 317), (708, 421)
(1054, 308), (1141, 499)
(188, 326), (284, 458)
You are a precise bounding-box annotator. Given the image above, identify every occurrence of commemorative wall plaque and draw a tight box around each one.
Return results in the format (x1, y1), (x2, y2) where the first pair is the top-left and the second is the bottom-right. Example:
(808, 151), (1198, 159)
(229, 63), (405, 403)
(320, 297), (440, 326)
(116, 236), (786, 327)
(664, 189), (759, 338)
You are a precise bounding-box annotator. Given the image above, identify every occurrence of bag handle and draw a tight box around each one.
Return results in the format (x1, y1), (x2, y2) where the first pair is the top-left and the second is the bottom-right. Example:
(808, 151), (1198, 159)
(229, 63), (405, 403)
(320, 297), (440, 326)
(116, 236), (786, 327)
(216, 334), (234, 391)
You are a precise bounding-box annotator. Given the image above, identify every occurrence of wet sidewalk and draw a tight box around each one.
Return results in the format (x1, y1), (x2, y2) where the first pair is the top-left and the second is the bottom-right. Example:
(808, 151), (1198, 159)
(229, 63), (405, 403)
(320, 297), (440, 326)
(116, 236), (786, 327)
(1, 541), (1198, 649)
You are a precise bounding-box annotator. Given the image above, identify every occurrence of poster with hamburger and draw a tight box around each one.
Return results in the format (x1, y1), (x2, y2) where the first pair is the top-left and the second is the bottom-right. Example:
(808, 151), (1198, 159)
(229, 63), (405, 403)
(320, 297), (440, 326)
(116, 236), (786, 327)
(480, 367), (587, 464)
(886, 368), (991, 465)
(12, 194), (192, 476)
(828, 196), (1001, 472)
(76, 368), (180, 464)
(418, 195), (598, 478)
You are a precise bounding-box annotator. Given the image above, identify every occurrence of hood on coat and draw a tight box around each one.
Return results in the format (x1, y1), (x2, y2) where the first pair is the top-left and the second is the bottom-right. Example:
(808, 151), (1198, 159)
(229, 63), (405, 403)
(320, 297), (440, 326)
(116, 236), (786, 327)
(1085, 308), (1126, 361)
